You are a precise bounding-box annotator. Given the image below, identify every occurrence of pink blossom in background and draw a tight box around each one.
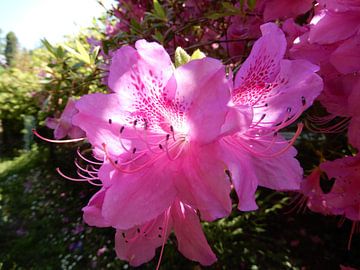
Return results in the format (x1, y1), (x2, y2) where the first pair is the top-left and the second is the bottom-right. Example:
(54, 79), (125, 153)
(262, 0), (313, 22)
(299, 168), (330, 215)
(224, 14), (262, 58)
(287, 1), (360, 151)
(320, 156), (360, 221)
(317, 0), (360, 12)
(45, 98), (85, 139)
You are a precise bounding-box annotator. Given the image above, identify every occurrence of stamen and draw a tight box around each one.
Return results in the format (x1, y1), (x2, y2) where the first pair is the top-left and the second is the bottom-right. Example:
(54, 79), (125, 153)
(348, 221), (357, 250)
(77, 148), (103, 165)
(170, 125), (176, 141)
(56, 167), (102, 186)
(155, 207), (171, 270)
(32, 129), (85, 143)
(74, 159), (99, 175)
(301, 96), (306, 106)
(305, 117), (350, 134)
(232, 123), (303, 158)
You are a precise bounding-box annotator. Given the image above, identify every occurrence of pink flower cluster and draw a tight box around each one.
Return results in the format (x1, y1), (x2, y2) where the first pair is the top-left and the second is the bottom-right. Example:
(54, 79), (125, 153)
(284, 0), (360, 248)
(47, 22), (323, 266)
(42, 0), (360, 266)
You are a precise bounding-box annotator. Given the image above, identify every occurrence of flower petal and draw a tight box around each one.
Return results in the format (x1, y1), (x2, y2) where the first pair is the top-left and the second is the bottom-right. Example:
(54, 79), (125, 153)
(108, 45), (138, 92)
(252, 59), (323, 127)
(73, 93), (127, 156)
(330, 34), (360, 74)
(263, 0), (312, 21)
(172, 200), (217, 265)
(114, 212), (170, 267)
(175, 143), (232, 221)
(82, 188), (111, 227)
(234, 22), (286, 100)
(309, 10), (360, 44)
(101, 160), (177, 229)
(248, 135), (302, 190)
(174, 57), (233, 143)
(219, 137), (258, 211)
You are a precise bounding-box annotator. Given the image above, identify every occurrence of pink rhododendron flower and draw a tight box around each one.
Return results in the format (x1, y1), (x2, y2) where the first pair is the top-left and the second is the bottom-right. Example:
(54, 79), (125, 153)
(218, 23), (323, 210)
(262, 0), (313, 22)
(73, 39), (247, 230)
(45, 98), (85, 139)
(224, 14), (262, 58)
(288, 4), (360, 149)
(340, 265), (359, 270)
(317, 0), (360, 12)
(297, 155), (360, 249)
(320, 156), (360, 221)
(308, 9), (360, 45)
(282, 18), (309, 48)
(330, 34), (360, 74)
(297, 168), (331, 215)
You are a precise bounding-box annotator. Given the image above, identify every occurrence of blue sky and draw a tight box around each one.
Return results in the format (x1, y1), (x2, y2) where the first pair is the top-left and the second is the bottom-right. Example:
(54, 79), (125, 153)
(0, 0), (115, 49)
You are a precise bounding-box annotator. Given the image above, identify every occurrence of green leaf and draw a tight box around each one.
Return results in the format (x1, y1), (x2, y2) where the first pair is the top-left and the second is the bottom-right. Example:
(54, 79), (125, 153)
(41, 39), (57, 57)
(153, 0), (167, 21)
(152, 30), (164, 43)
(247, 0), (257, 10)
(63, 41), (91, 65)
(191, 49), (206, 60)
(75, 40), (91, 64)
(174, 47), (191, 68)
(222, 2), (240, 13)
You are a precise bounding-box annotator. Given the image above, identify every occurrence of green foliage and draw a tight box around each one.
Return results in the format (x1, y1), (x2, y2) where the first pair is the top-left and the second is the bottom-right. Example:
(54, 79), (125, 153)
(5, 32), (18, 67)
(0, 67), (39, 121)
(37, 37), (105, 122)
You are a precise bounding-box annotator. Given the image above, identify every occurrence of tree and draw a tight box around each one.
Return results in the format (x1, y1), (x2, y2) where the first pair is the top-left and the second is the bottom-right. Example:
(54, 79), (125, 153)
(5, 31), (18, 67)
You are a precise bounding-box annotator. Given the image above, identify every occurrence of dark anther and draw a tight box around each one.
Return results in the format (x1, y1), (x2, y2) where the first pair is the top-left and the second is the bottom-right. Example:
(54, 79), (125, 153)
(287, 107), (292, 113)
(158, 234), (162, 238)
(274, 132), (278, 137)
(225, 169), (232, 181)
(166, 134), (170, 140)
(261, 114), (266, 120)
(132, 148), (137, 154)
(158, 226), (163, 230)
(125, 240), (129, 243)
(170, 125), (174, 132)
(301, 96), (306, 106)
(265, 103), (268, 107)
(120, 126), (125, 133)
(115, 160), (118, 164)
(144, 120), (148, 130)
(159, 144), (163, 150)
(134, 119), (138, 126)
(108, 119), (112, 124)
(122, 232), (126, 238)
(137, 228), (140, 233)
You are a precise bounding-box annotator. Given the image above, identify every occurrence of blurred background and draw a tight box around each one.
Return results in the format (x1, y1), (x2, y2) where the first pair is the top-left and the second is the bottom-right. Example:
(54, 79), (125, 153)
(0, 0), (359, 269)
